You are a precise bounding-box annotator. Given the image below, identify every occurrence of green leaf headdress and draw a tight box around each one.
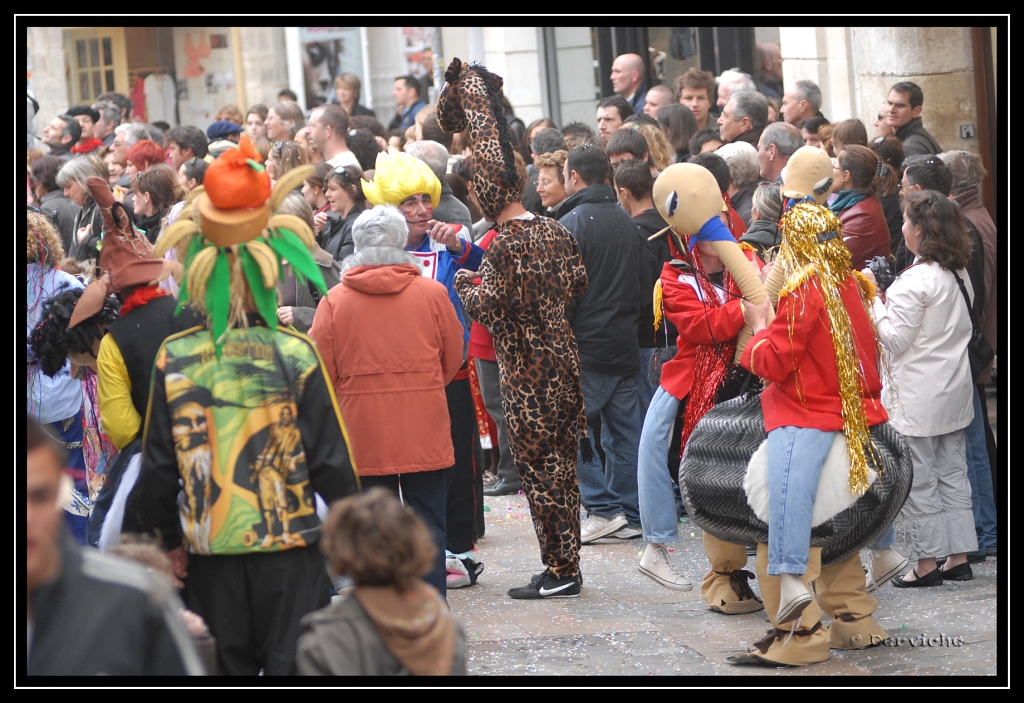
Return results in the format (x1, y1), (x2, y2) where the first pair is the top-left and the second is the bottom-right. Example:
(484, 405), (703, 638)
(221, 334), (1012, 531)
(154, 136), (326, 358)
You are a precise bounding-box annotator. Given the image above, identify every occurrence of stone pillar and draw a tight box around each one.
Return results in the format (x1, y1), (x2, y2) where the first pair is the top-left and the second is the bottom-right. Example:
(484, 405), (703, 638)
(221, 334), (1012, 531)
(779, 27), (857, 124)
(28, 26), (69, 133)
(236, 27), (289, 109)
(552, 27), (597, 129)
(481, 27), (544, 125)
(365, 27), (407, 128)
(851, 27), (979, 155)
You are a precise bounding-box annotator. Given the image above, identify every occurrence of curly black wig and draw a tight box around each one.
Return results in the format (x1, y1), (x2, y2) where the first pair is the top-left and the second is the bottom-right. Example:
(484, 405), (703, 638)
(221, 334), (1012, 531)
(29, 288), (121, 377)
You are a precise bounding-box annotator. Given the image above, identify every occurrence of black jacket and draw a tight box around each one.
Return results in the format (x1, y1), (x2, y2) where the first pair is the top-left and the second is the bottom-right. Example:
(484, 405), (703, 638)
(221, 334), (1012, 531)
(632, 208), (678, 348)
(28, 536), (204, 675)
(895, 116), (942, 158)
(559, 184), (642, 376)
(38, 191), (81, 257)
(68, 196), (104, 265)
(319, 209), (360, 263)
(739, 218), (781, 259)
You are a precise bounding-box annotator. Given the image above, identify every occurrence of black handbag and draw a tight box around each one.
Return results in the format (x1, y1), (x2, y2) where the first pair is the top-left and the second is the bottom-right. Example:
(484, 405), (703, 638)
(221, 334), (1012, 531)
(951, 270), (994, 382)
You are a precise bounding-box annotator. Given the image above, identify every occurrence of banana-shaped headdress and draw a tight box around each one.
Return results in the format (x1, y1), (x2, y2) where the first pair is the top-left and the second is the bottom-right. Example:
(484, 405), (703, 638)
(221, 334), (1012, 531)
(154, 136), (325, 357)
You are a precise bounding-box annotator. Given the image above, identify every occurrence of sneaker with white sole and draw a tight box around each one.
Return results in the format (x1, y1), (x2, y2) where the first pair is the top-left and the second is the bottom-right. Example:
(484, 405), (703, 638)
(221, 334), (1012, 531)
(638, 543), (693, 591)
(611, 521), (643, 540)
(777, 573), (813, 624)
(507, 571), (581, 599)
(446, 554), (484, 589)
(865, 548), (909, 594)
(580, 513), (628, 543)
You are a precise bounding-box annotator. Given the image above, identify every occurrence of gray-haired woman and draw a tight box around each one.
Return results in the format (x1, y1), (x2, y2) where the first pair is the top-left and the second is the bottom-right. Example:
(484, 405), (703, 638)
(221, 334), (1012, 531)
(309, 205), (466, 598)
(57, 156), (109, 270)
(739, 181), (783, 259)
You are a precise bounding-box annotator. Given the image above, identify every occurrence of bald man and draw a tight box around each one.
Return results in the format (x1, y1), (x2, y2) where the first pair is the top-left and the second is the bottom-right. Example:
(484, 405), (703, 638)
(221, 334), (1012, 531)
(756, 43), (784, 99)
(610, 53), (648, 115)
(643, 84), (675, 118)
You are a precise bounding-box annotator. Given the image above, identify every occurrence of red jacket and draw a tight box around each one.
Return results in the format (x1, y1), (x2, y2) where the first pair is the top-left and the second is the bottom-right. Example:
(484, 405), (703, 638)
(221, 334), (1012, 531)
(838, 196), (891, 269)
(658, 260), (748, 400)
(741, 274), (888, 432)
(467, 228), (499, 361)
(310, 263), (465, 475)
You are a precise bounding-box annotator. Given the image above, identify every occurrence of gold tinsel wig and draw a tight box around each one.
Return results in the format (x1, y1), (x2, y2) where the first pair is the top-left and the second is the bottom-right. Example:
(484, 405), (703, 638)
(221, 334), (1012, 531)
(153, 136), (326, 357)
(776, 199), (879, 496)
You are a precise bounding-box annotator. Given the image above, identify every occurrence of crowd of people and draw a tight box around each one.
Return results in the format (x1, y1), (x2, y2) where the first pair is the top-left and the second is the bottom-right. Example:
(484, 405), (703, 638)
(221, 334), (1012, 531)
(25, 43), (998, 676)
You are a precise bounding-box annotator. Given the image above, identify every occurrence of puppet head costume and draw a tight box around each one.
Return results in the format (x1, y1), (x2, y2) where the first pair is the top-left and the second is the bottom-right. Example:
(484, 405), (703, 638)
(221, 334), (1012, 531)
(154, 136), (325, 356)
(651, 163), (770, 361)
(435, 58), (523, 221)
(672, 147), (911, 567)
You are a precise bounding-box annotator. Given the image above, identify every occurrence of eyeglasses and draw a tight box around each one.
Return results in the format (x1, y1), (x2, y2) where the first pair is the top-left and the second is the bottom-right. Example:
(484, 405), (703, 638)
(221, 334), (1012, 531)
(537, 178), (559, 187)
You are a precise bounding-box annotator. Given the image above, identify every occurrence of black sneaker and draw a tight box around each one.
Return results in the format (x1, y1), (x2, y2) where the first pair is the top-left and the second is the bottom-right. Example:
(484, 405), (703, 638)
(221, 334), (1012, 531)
(508, 571), (582, 599)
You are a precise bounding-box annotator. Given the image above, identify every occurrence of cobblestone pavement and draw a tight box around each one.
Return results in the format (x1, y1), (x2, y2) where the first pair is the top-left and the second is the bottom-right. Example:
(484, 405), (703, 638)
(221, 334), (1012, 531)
(449, 501), (1000, 677)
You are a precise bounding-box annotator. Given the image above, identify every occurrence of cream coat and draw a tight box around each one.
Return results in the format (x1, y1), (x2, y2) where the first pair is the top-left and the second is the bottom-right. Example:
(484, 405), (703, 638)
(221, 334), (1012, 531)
(870, 260), (974, 437)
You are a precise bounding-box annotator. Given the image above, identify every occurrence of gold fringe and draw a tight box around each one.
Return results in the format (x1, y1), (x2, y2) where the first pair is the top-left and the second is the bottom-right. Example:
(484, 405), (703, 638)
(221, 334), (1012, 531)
(777, 202), (876, 496)
(652, 279), (664, 333)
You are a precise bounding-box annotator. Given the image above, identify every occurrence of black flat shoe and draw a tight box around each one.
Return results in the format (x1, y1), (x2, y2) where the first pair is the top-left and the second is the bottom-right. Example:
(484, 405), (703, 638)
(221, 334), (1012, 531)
(891, 567), (944, 588)
(941, 562), (974, 581)
(483, 477), (521, 496)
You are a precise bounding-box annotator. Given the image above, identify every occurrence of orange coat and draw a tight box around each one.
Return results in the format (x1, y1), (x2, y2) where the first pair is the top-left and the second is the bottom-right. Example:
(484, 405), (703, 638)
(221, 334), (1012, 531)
(309, 263), (465, 476)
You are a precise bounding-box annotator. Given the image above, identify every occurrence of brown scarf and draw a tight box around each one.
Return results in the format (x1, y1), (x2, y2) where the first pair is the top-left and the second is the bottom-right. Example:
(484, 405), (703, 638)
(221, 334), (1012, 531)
(354, 582), (456, 676)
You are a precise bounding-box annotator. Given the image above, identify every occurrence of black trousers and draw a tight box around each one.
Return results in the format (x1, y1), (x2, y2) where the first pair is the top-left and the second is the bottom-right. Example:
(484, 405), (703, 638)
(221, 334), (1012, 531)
(445, 376), (478, 555)
(183, 544), (331, 675)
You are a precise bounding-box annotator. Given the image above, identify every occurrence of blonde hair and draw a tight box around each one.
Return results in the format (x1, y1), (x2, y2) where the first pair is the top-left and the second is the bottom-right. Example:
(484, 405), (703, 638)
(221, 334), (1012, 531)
(533, 149), (568, 182)
(27, 210), (65, 264)
(634, 123), (673, 172)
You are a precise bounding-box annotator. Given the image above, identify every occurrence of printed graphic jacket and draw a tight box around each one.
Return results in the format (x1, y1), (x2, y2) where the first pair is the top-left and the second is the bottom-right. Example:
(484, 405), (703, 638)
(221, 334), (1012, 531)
(137, 318), (360, 555)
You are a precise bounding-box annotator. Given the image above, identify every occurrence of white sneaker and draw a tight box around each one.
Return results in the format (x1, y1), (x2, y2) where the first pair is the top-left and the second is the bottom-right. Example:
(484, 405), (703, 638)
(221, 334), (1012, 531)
(580, 514), (628, 543)
(638, 543), (693, 591)
(866, 548), (909, 594)
(777, 573), (813, 624)
(612, 523), (643, 540)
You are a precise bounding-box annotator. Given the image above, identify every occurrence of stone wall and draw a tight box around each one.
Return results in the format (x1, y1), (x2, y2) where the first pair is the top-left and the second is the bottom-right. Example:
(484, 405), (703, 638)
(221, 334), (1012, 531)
(851, 27), (979, 156)
(781, 26), (982, 156)
(28, 27), (70, 132)
(237, 27), (290, 110)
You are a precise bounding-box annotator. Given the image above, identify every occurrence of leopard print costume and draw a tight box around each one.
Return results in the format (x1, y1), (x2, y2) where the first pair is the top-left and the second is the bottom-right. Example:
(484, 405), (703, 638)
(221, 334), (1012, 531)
(436, 57), (522, 221)
(441, 58), (590, 580)
(455, 217), (588, 579)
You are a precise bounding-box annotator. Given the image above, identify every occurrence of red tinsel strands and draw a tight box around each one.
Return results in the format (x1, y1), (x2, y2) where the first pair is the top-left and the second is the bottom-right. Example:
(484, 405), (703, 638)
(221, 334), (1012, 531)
(677, 242), (743, 453)
(119, 284), (168, 316)
(721, 192), (737, 237)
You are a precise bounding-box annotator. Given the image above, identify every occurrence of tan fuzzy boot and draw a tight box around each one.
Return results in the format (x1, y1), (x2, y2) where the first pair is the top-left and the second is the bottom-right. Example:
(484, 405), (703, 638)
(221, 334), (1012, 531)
(817, 552), (889, 649)
(701, 533), (764, 614)
(729, 543), (830, 666)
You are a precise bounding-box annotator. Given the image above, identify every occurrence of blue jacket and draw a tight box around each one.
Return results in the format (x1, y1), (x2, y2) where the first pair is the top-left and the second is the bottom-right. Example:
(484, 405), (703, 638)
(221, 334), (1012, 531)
(407, 230), (485, 345)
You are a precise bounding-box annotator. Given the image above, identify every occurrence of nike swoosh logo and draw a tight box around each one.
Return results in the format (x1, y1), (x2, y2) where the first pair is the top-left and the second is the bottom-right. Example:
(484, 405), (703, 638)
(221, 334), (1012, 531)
(538, 582), (575, 596)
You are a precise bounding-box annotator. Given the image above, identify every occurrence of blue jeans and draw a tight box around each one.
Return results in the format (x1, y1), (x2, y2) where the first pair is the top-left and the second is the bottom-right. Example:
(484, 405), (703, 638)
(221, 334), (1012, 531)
(637, 387), (683, 543)
(361, 470), (448, 599)
(638, 347), (659, 413)
(766, 426), (836, 575)
(867, 524), (897, 551)
(965, 386), (997, 554)
(576, 368), (643, 526)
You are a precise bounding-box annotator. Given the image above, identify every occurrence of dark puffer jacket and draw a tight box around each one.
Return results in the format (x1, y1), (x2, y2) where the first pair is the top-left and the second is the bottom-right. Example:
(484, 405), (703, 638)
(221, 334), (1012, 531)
(558, 184), (642, 376)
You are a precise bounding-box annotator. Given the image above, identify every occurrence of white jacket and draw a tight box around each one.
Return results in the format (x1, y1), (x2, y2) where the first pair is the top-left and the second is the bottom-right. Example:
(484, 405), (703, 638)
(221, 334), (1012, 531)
(869, 260), (974, 437)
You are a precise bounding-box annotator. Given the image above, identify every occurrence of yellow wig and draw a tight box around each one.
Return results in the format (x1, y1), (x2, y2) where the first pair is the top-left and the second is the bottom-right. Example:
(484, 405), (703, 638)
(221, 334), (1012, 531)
(361, 147), (441, 208)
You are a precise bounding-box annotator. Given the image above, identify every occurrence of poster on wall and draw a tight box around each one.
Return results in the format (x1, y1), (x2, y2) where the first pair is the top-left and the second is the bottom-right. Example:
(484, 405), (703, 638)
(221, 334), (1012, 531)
(173, 27), (236, 134)
(298, 27), (363, 111)
(401, 27), (434, 93)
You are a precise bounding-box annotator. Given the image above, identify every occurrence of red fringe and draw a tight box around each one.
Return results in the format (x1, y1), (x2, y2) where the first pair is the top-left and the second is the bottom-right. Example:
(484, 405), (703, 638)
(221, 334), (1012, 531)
(119, 284), (167, 316)
(678, 248), (742, 453)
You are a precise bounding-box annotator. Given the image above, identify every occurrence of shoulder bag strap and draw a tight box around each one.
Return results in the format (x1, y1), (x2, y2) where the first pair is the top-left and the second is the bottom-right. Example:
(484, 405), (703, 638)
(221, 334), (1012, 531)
(950, 270), (980, 334)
